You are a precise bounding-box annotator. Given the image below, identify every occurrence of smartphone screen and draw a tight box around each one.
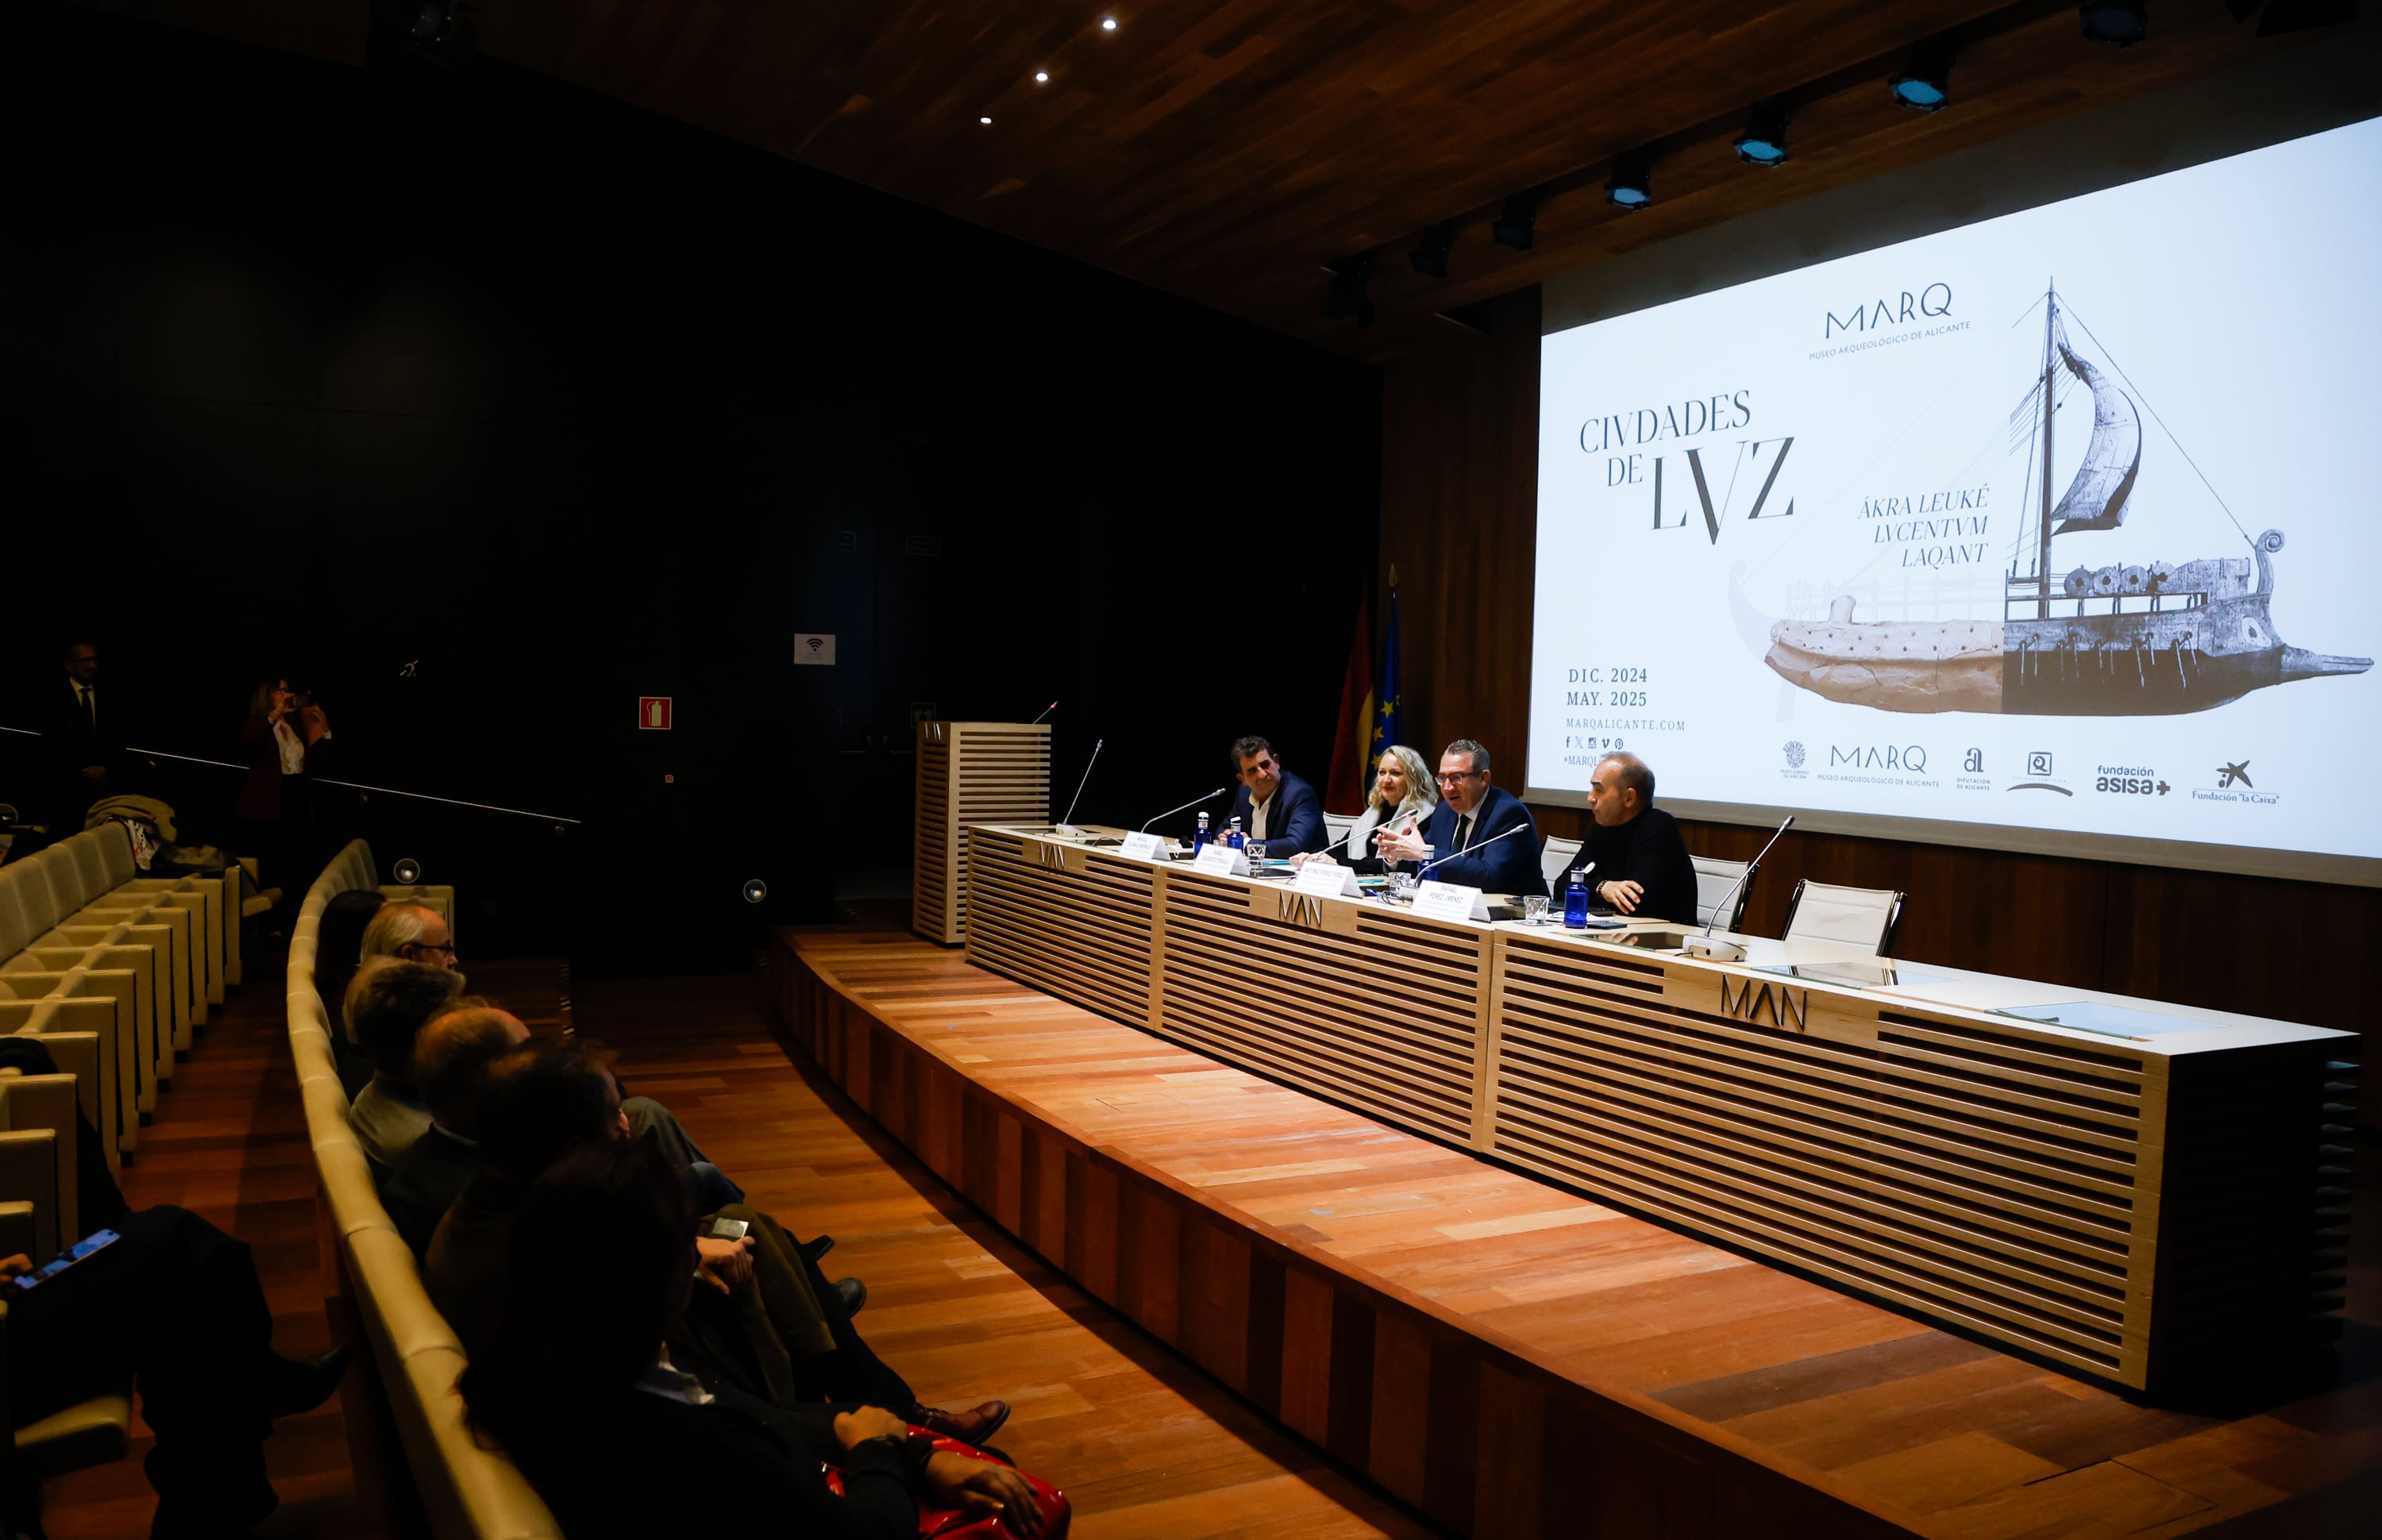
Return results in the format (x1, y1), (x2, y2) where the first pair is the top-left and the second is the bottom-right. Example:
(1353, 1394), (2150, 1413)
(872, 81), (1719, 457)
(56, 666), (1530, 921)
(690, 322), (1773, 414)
(10, 1228), (121, 1292)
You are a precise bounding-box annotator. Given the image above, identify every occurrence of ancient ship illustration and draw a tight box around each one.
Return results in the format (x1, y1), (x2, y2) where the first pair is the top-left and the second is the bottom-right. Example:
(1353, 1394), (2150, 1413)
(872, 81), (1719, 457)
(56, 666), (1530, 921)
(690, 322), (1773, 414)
(1763, 283), (2371, 715)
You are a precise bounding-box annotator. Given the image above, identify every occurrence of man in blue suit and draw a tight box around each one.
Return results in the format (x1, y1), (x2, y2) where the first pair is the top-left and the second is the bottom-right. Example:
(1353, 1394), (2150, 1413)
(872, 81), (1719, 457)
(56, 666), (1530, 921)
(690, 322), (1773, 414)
(1375, 739), (1546, 896)
(1225, 736), (1327, 855)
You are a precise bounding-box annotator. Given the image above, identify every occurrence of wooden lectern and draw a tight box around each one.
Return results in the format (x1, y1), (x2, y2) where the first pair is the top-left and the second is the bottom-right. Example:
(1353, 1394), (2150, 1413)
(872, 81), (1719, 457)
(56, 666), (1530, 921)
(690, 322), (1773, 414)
(911, 722), (1050, 945)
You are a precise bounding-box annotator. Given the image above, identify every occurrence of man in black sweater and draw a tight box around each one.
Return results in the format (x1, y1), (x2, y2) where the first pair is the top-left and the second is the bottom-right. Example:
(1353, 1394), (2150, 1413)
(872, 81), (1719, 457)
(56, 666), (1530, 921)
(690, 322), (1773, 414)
(1578, 753), (1699, 924)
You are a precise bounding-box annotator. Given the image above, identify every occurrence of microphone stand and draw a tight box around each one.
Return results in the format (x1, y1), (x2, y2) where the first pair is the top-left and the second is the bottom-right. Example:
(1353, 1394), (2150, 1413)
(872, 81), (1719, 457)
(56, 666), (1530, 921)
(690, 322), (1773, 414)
(1031, 699), (1058, 724)
(1411, 821), (1532, 881)
(1054, 738), (1103, 836)
(1683, 815), (1795, 961)
(1142, 788), (1226, 833)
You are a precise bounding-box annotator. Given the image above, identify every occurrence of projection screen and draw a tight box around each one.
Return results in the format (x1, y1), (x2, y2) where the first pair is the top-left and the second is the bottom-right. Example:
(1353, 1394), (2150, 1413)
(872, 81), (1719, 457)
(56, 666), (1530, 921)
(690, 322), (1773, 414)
(1525, 114), (2382, 887)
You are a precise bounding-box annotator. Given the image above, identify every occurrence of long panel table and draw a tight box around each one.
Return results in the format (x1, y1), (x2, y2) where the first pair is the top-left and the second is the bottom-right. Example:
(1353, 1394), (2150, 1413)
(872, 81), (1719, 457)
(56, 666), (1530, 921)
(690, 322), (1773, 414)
(959, 823), (2357, 1393)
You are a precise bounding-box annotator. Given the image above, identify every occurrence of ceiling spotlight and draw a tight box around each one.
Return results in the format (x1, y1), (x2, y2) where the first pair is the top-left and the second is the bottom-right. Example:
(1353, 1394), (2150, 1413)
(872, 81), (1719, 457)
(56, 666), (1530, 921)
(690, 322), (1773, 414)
(742, 878), (769, 904)
(1409, 221), (1457, 278)
(1035, 71), (1050, 83)
(392, 857), (422, 884)
(1605, 153), (1654, 210)
(1101, 16), (1117, 30)
(1733, 102), (1792, 167)
(1320, 253), (1378, 327)
(2079, 2), (2148, 44)
(980, 115), (992, 124)
(1491, 188), (1545, 250)
(1889, 40), (1956, 112)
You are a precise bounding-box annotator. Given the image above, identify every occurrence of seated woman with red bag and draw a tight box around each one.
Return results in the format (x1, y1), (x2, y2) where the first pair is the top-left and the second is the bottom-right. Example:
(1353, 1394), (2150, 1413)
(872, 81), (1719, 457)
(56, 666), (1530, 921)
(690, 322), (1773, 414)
(460, 1139), (1065, 1539)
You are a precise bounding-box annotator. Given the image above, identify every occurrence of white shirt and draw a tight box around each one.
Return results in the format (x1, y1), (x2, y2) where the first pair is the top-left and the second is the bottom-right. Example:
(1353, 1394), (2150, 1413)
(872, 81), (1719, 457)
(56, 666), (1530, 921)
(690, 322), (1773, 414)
(271, 718), (328, 774)
(1249, 790), (1272, 840)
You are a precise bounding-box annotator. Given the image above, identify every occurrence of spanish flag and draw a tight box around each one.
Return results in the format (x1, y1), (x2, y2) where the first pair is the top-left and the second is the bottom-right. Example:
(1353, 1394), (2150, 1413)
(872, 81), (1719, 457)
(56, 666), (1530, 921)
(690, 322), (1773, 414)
(1324, 591), (1373, 815)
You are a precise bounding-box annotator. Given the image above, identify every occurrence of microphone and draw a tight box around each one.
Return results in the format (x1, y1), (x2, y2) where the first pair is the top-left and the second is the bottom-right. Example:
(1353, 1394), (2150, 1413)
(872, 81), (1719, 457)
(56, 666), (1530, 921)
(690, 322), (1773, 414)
(1413, 820), (1532, 880)
(1684, 815), (1794, 961)
(1142, 788), (1226, 833)
(1031, 699), (1059, 724)
(1054, 738), (1104, 836)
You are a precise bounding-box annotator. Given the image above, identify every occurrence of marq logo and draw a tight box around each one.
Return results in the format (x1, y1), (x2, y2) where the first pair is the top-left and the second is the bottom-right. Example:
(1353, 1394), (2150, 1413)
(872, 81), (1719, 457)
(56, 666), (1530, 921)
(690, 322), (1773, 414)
(1825, 283), (1952, 338)
(1783, 741), (1806, 769)
(1829, 744), (1928, 773)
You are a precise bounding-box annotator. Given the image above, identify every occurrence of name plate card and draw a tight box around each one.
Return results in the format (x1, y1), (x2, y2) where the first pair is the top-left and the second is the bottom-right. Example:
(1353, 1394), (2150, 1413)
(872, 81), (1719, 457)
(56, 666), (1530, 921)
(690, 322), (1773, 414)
(1118, 831), (1170, 863)
(1411, 880), (1490, 922)
(1192, 843), (1251, 877)
(1292, 860), (1363, 898)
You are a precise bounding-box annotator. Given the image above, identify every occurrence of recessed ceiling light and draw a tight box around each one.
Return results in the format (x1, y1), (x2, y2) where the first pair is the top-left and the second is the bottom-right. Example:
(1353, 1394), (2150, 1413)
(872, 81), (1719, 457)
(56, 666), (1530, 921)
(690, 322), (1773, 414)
(1035, 71), (1049, 83)
(1101, 17), (1118, 31)
(980, 115), (992, 125)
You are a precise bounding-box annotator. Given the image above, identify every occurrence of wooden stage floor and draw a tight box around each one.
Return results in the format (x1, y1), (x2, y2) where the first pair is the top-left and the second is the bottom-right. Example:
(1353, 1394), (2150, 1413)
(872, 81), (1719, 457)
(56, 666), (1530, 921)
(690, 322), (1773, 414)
(781, 929), (2382, 1540)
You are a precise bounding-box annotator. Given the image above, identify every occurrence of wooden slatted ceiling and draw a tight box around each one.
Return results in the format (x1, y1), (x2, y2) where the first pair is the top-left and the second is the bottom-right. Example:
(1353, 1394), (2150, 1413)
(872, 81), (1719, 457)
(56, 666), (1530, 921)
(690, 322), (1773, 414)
(467, 1), (2340, 358)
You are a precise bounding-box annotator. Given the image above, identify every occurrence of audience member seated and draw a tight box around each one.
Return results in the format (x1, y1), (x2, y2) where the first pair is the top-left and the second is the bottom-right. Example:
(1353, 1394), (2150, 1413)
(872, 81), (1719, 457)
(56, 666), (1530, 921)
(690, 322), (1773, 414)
(1578, 752), (1698, 923)
(360, 899), (455, 970)
(345, 958), (466, 1172)
(459, 1142), (1046, 1540)
(314, 887), (386, 1096)
(3, 1206), (347, 1538)
(429, 1042), (1006, 1444)
(1374, 737), (1548, 897)
(380, 1004), (530, 1257)
(1302, 745), (1436, 872)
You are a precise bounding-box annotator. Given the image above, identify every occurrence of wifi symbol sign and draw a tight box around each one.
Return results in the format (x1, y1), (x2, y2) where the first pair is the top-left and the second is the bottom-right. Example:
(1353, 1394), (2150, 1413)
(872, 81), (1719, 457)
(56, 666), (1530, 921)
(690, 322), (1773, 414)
(793, 633), (837, 667)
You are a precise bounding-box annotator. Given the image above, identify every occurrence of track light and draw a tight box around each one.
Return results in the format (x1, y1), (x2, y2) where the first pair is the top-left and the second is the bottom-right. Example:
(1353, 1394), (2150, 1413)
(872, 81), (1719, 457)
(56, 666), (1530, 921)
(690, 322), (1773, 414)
(1733, 102), (1791, 167)
(1605, 153), (1654, 210)
(1320, 254), (1377, 326)
(1889, 40), (1955, 112)
(2079, 2), (2149, 44)
(1409, 221), (1457, 277)
(1491, 189), (1544, 251)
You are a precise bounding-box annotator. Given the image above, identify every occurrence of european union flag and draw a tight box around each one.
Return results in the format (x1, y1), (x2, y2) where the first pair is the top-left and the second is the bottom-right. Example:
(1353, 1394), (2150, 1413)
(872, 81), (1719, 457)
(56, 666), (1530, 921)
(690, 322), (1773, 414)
(1370, 579), (1401, 764)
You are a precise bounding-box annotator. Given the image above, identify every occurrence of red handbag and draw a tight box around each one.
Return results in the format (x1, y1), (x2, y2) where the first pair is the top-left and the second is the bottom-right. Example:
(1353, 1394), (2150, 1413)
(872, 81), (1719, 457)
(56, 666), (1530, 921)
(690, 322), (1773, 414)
(823, 1428), (1071, 1540)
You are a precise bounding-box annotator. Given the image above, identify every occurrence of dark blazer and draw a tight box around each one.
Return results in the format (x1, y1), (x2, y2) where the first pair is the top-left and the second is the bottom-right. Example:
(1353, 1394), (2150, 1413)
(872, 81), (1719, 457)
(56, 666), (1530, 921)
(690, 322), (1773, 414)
(1228, 768), (1326, 855)
(234, 716), (328, 823)
(1416, 785), (1546, 897)
(378, 1124), (483, 1260)
(1578, 804), (1699, 925)
(39, 677), (118, 777)
(517, 1390), (921, 1540)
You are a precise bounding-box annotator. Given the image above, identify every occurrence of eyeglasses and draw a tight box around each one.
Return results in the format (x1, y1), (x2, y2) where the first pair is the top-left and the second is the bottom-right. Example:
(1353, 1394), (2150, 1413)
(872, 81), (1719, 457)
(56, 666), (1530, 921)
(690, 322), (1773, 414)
(397, 940), (458, 961)
(1434, 769), (1485, 785)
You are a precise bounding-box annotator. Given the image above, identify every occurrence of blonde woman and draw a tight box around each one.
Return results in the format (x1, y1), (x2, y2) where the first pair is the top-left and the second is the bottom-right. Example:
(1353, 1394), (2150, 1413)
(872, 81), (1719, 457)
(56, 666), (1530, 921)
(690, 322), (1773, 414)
(1303, 745), (1437, 872)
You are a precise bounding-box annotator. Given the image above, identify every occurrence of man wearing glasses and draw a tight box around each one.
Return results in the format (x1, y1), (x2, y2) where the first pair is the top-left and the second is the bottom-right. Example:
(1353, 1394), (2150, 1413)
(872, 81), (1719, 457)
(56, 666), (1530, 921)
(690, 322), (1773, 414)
(1374, 739), (1546, 896)
(1225, 736), (1328, 856)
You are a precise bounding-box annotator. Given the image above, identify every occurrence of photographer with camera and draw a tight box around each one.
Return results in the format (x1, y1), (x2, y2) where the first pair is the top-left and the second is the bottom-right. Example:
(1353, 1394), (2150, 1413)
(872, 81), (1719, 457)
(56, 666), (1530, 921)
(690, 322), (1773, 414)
(233, 676), (331, 895)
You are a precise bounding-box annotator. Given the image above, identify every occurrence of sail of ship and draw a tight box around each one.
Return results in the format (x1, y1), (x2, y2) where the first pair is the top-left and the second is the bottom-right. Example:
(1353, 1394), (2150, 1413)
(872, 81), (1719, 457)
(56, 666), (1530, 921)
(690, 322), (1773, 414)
(1763, 281), (2371, 715)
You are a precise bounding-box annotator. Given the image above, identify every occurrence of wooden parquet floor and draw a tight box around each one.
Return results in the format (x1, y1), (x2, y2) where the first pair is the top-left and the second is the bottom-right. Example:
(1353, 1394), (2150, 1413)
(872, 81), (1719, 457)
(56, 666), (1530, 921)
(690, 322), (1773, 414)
(786, 930), (2382, 1540)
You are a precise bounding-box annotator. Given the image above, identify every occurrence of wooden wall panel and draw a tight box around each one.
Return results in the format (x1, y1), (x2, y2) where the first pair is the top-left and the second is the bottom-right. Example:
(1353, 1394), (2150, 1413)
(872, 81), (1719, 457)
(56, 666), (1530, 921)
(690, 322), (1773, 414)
(1379, 284), (2382, 1080)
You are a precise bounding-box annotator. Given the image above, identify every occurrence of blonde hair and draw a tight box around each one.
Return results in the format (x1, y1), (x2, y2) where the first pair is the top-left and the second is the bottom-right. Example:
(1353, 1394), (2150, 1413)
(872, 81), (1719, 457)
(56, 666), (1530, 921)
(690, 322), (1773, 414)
(1373, 745), (1439, 818)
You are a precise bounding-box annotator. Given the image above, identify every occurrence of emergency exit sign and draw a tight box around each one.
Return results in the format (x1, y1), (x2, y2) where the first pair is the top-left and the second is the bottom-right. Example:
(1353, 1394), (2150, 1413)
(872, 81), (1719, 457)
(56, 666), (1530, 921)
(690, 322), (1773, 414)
(638, 696), (672, 730)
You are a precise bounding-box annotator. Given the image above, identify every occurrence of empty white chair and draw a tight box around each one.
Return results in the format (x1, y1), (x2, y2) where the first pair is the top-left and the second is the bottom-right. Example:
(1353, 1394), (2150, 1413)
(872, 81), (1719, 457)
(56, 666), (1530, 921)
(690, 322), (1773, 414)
(1322, 813), (1356, 845)
(1692, 855), (1755, 933)
(1540, 835), (1583, 891)
(1780, 880), (1906, 956)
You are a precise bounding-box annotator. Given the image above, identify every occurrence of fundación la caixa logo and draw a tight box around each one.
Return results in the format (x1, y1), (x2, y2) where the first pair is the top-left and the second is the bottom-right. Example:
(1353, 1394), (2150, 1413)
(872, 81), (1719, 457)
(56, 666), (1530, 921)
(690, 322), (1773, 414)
(2195, 756), (2280, 807)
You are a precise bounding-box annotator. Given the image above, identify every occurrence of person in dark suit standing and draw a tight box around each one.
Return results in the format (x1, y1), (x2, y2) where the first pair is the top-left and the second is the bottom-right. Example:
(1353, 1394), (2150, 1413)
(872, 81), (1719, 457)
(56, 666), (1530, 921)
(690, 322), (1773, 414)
(1374, 738), (1547, 896)
(38, 640), (122, 831)
(1224, 735), (1326, 856)
(1578, 753), (1698, 922)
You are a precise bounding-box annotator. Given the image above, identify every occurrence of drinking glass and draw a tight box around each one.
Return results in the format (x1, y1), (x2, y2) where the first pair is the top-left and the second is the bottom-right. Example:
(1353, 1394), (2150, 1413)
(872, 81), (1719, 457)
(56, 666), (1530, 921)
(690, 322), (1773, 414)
(1246, 839), (1268, 864)
(1390, 869), (1419, 902)
(1523, 895), (1550, 925)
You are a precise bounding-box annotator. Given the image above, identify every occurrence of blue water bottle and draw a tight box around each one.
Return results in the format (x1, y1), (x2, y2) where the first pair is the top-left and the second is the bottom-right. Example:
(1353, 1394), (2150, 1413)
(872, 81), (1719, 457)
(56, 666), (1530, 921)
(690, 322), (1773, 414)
(1563, 868), (1591, 929)
(1193, 811), (1212, 853)
(1227, 817), (1245, 852)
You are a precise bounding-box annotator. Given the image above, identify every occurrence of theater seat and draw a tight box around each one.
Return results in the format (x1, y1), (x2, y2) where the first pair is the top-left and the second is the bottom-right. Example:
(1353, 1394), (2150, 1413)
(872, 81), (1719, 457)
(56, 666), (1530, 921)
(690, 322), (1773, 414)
(0, 1069), (76, 1264)
(1779, 879), (1907, 957)
(1540, 835), (1584, 890)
